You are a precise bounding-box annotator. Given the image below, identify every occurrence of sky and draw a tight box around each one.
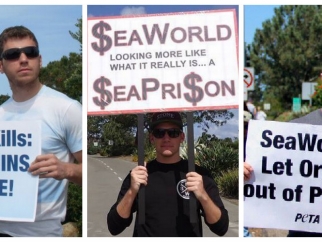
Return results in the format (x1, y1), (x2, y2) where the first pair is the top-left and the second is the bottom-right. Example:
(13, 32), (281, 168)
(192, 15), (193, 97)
(0, 5), (82, 96)
(244, 5), (280, 45)
(88, 5), (239, 139)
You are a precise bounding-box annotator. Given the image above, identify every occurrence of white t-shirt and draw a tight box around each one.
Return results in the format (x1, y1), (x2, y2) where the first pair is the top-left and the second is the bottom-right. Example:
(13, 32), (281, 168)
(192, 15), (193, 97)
(256, 110), (267, 120)
(246, 102), (256, 116)
(0, 85), (82, 236)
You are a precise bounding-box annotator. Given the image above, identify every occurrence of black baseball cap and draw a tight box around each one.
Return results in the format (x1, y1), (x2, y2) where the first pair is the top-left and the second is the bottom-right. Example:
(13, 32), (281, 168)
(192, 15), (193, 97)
(150, 112), (183, 130)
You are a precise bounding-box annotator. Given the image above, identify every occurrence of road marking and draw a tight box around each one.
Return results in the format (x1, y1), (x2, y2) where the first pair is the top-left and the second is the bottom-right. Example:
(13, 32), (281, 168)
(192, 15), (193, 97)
(91, 156), (125, 184)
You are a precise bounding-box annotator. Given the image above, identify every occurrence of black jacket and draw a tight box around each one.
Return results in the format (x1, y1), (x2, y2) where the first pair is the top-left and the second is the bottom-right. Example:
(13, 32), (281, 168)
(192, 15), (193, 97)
(107, 159), (229, 237)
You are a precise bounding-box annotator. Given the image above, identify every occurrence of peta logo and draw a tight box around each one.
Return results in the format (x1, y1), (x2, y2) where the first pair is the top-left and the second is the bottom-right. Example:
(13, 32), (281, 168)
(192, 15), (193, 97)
(295, 213), (320, 224)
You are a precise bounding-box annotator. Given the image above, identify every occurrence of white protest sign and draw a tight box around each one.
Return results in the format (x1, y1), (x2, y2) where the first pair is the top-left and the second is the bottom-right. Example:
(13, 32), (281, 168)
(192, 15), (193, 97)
(244, 120), (322, 233)
(87, 10), (239, 115)
(0, 121), (41, 222)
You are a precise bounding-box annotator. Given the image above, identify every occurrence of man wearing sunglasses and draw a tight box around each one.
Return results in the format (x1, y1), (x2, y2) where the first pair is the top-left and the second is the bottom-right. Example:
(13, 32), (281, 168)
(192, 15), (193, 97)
(0, 26), (82, 237)
(107, 111), (229, 237)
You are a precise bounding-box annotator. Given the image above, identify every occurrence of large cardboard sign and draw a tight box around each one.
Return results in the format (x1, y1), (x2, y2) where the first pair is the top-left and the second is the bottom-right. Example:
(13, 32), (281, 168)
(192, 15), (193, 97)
(87, 10), (239, 115)
(0, 121), (41, 222)
(244, 120), (322, 233)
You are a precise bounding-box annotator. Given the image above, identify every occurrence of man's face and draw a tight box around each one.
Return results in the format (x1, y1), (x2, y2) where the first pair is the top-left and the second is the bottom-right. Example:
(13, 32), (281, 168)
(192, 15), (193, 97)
(0, 37), (42, 89)
(150, 122), (185, 158)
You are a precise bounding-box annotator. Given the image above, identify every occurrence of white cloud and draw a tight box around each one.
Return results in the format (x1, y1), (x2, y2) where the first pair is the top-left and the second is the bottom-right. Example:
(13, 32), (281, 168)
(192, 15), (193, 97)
(120, 6), (146, 16)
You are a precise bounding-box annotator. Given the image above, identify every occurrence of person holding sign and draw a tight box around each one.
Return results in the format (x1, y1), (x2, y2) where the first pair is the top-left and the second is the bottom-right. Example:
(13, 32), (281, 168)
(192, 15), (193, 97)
(287, 109), (322, 237)
(107, 112), (229, 237)
(244, 108), (322, 237)
(243, 105), (253, 237)
(0, 26), (82, 237)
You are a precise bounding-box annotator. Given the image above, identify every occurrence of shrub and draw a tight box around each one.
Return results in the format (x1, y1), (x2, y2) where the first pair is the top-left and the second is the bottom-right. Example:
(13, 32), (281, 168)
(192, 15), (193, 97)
(312, 84), (322, 107)
(132, 153), (138, 162)
(64, 182), (82, 236)
(144, 145), (156, 162)
(199, 143), (237, 179)
(181, 138), (238, 180)
(131, 144), (156, 163)
(87, 144), (99, 155)
(215, 168), (238, 199)
(99, 147), (108, 156)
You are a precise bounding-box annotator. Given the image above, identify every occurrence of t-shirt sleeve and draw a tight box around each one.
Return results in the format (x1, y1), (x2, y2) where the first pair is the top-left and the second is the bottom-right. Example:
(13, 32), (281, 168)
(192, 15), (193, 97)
(62, 101), (82, 153)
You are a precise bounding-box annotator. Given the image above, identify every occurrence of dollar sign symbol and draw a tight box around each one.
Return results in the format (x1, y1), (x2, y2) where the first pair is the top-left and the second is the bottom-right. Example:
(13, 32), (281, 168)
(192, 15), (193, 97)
(91, 21), (112, 56)
(93, 76), (113, 110)
(183, 72), (204, 106)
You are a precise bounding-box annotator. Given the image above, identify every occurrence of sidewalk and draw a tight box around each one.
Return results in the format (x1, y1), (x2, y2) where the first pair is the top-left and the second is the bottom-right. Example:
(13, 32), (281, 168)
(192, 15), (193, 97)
(248, 228), (288, 237)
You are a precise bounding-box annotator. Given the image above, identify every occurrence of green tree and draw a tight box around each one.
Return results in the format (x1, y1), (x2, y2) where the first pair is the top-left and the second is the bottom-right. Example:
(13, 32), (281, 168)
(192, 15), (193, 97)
(39, 18), (82, 101)
(69, 18), (82, 52)
(100, 115), (137, 156)
(249, 5), (322, 113)
(312, 79), (322, 106)
(65, 18), (82, 101)
(87, 110), (235, 157)
(0, 94), (10, 105)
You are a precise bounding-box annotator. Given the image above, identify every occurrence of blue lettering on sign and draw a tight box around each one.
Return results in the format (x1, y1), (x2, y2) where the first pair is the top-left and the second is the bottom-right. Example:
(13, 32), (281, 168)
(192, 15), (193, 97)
(1, 154), (30, 171)
(0, 179), (13, 196)
(0, 130), (32, 147)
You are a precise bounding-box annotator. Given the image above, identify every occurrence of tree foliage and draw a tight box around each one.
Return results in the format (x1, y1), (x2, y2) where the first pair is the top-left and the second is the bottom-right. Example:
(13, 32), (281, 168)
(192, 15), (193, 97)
(312, 79), (322, 106)
(249, 5), (322, 112)
(87, 110), (235, 156)
(39, 18), (82, 102)
(69, 18), (82, 52)
(0, 94), (10, 105)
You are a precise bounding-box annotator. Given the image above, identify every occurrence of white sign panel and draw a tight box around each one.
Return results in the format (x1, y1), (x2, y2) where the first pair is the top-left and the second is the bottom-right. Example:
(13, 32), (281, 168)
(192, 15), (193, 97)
(302, 82), (317, 100)
(244, 120), (322, 233)
(0, 121), (41, 222)
(88, 10), (239, 115)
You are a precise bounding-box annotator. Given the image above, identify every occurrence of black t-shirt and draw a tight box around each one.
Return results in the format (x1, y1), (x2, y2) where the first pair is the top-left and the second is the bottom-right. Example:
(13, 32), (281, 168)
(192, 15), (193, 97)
(107, 159), (229, 237)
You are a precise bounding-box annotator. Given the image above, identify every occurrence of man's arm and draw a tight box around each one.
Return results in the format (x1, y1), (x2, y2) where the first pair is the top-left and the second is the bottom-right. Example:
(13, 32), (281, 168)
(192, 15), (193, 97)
(28, 150), (82, 186)
(66, 150), (82, 185)
(186, 171), (229, 236)
(186, 172), (223, 223)
(116, 165), (147, 218)
(107, 165), (147, 235)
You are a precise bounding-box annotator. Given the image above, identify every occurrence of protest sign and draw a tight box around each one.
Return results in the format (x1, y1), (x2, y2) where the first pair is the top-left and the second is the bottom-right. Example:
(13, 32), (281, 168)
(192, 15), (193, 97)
(0, 121), (41, 222)
(244, 120), (322, 233)
(87, 9), (238, 115)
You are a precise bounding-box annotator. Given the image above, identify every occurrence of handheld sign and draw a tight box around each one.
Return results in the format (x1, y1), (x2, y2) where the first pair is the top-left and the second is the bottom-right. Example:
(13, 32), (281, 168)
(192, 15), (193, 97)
(0, 121), (41, 222)
(244, 120), (322, 233)
(88, 9), (238, 115)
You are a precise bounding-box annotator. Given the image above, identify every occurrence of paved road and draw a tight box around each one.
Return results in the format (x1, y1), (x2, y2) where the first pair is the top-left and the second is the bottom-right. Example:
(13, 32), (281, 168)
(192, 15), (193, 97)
(87, 155), (239, 237)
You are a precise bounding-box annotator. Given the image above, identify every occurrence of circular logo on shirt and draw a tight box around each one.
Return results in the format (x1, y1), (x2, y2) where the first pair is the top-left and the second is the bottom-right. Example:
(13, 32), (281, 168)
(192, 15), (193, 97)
(177, 179), (190, 199)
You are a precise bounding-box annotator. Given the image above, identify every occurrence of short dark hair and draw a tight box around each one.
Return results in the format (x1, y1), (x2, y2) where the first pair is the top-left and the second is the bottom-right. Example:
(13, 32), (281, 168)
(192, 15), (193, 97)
(0, 26), (39, 57)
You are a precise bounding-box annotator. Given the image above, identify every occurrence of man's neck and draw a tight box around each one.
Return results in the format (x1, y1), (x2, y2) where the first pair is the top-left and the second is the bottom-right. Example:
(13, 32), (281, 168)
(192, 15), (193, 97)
(155, 155), (182, 164)
(12, 82), (43, 102)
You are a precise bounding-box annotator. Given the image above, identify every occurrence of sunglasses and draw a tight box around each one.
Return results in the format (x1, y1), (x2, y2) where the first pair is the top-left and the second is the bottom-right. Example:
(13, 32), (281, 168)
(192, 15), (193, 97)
(1, 46), (39, 60)
(152, 128), (182, 139)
